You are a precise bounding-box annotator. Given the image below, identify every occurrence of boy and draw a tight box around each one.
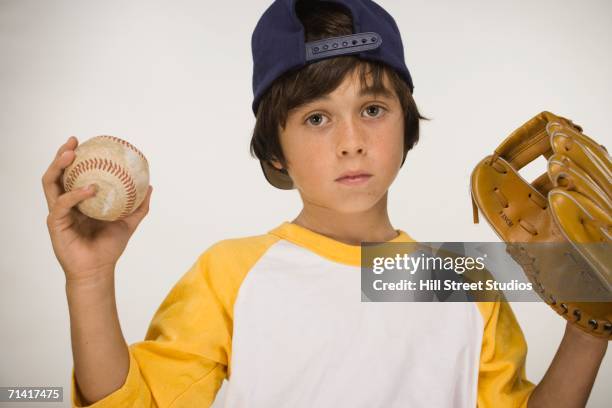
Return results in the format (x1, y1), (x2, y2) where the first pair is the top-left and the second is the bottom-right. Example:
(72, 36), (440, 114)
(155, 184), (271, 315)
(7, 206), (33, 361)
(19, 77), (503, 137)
(42, 0), (607, 407)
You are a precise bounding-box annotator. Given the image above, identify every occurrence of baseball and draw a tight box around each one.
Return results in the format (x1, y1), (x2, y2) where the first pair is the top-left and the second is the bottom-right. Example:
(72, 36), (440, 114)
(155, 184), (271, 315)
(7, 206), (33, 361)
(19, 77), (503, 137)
(62, 135), (150, 222)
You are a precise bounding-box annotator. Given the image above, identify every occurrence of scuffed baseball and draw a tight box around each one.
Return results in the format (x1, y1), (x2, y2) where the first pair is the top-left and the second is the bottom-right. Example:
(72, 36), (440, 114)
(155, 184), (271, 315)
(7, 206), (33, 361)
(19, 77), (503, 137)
(62, 135), (150, 221)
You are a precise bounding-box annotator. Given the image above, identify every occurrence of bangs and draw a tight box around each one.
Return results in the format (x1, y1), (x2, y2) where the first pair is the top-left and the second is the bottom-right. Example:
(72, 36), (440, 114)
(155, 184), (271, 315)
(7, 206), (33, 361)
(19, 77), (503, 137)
(271, 57), (398, 129)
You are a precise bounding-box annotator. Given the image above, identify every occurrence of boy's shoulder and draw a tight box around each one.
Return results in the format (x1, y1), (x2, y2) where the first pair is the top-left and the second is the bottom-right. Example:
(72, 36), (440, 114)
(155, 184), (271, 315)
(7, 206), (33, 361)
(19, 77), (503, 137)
(205, 231), (280, 258)
(194, 230), (282, 277)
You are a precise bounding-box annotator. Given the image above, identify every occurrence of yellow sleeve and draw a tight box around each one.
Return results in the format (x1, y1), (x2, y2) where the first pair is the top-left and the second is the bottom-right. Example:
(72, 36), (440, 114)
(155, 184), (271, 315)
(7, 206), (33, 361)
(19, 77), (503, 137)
(70, 242), (238, 407)
(476, 301), (536, 408)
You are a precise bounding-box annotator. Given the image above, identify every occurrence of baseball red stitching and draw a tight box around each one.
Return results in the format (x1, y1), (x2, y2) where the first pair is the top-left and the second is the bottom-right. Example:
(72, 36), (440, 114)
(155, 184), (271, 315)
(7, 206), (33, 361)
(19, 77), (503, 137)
(64, 157), (137, 218)
(95, 135), (148, 163)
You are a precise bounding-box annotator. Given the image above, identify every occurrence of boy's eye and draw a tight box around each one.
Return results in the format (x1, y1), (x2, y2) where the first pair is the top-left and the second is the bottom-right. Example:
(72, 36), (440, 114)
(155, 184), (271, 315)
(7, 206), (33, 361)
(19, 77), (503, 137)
(364, 104), (385, 118)
(306, 113), (326, 126)
(304, 105), (386, 127)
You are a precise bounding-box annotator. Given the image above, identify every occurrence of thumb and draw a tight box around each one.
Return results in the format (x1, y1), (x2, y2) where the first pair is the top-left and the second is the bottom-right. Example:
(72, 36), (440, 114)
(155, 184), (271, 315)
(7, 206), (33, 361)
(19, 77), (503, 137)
(122, 185), (153, 232)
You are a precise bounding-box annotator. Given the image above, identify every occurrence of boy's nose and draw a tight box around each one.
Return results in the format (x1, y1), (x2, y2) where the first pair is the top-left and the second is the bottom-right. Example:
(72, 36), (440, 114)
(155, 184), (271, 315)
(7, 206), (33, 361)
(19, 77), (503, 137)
(336, 120), (367, 157)
(340, 146), (365, 156)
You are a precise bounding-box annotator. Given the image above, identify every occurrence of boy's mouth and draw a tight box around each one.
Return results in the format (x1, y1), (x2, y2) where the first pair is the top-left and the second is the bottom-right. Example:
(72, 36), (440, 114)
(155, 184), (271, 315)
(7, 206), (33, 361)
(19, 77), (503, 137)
(335, 171), (373, 184)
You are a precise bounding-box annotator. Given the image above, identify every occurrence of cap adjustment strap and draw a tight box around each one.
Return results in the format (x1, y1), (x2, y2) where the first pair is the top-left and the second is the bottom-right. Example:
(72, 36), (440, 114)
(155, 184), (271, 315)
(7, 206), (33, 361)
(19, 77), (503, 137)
(305, 32), (382, 62)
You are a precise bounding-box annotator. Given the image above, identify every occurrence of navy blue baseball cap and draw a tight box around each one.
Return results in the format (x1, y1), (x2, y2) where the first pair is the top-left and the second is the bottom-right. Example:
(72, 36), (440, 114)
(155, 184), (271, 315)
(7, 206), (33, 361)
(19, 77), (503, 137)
(251, 0), (415, 189)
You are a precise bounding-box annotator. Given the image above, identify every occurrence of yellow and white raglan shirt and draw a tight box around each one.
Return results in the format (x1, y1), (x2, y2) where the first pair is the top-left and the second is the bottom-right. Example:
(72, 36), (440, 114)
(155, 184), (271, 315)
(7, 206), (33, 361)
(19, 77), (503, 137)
(71, 221), (535, 407)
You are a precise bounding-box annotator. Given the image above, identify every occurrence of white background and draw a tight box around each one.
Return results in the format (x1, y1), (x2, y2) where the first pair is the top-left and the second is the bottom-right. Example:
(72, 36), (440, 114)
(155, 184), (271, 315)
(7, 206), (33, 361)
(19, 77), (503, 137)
(1, 0), (610, 406)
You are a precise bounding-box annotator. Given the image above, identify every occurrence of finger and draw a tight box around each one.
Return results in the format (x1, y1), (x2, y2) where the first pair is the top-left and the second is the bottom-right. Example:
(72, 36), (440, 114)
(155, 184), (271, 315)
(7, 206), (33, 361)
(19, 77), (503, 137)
(55, 135), (78, 159)
(122, 185), (153, 232)
(48, 184), (97, 225)
(42, 136), (79, 211)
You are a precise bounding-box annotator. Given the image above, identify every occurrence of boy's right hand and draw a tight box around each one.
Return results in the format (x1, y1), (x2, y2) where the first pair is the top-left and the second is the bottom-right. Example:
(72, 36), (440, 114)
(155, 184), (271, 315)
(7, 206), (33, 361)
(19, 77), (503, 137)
(43, 136), (153, 285)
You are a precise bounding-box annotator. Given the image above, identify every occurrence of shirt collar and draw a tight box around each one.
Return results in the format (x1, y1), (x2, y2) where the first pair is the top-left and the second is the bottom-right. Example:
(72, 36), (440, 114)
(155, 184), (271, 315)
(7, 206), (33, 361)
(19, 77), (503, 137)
(268, 221), (415, 266)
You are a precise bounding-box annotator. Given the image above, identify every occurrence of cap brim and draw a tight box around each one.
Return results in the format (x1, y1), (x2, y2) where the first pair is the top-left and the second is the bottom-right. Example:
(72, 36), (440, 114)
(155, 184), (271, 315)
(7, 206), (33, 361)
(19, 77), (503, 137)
(260, 160), (294, 190)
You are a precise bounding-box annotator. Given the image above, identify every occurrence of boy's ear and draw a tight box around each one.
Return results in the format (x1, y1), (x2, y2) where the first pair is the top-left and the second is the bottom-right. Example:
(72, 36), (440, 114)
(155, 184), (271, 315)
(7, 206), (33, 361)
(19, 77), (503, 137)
(269, 158), (284, 171)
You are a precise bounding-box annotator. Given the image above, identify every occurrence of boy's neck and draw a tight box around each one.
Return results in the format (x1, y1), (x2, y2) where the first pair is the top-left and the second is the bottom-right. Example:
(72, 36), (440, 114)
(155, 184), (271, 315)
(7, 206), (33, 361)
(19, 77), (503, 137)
(291, 193), (398, 246)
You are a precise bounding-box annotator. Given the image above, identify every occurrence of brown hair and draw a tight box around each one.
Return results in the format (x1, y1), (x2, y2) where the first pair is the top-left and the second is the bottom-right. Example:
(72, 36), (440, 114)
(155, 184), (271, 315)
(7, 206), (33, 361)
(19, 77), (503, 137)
(250, 0), (428, 172)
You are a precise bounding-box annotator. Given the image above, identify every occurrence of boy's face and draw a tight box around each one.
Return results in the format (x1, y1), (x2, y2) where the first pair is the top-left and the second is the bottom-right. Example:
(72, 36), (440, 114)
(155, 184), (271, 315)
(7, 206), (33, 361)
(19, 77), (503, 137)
(272, 68), (405, 213)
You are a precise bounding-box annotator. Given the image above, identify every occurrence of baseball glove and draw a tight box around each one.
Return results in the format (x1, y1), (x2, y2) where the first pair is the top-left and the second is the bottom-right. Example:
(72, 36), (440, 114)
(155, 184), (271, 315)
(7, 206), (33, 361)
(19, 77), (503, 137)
(470, 111), (612, 339)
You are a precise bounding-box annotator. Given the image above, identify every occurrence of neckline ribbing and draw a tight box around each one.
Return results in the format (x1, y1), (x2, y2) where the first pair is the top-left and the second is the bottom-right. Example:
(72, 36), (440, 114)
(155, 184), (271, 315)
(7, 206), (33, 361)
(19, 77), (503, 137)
(268, 221), (415, 266)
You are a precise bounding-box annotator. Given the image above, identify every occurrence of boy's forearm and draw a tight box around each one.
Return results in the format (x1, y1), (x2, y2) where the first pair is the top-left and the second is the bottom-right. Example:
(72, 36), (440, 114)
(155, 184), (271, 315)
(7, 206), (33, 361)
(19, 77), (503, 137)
(66, 271), (130, 405)
(527, 323), (608, 408)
